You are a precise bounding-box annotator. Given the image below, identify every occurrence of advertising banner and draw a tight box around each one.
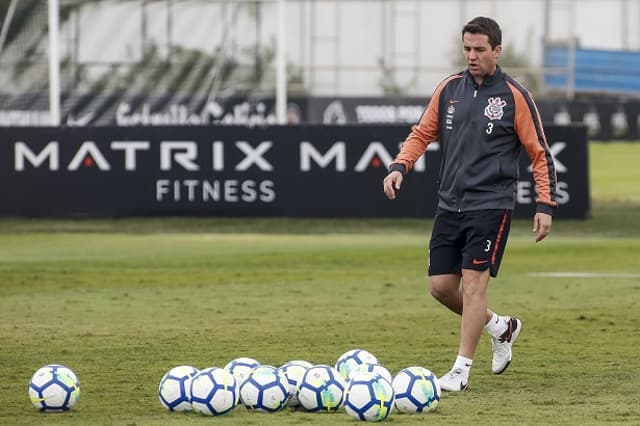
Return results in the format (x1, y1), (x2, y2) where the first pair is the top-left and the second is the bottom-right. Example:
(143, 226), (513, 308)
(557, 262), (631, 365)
(0, 125), (588, 218)
(306, 97), (427, 125)
(1, 90), (634, 141)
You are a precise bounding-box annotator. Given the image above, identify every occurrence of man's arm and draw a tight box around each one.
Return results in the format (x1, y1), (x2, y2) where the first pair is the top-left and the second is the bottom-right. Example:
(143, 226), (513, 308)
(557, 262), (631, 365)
(507, 81), (558, 217)
(506, 81), (558, 241)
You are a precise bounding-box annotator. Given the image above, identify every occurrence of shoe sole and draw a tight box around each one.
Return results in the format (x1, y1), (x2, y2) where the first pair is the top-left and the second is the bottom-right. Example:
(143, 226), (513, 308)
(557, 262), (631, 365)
(493, 319), (522, 375)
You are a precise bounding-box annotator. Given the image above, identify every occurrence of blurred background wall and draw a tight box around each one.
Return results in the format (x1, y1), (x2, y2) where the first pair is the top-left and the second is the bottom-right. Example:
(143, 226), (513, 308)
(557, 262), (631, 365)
(1, 0), (639, 139)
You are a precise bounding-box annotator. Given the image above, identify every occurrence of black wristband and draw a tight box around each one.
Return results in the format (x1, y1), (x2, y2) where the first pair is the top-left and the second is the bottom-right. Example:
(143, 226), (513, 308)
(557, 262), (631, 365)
(388, 163), (407, 175)
(536, 203), (556, 216)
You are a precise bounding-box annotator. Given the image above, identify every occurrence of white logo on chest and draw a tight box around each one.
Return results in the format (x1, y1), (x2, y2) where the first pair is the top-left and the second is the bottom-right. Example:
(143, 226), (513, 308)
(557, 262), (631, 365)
(484, 97), (507, 120)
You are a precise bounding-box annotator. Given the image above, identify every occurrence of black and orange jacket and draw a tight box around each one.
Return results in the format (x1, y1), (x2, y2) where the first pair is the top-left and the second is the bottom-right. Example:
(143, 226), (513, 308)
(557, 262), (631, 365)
(389, 66), (558, 215)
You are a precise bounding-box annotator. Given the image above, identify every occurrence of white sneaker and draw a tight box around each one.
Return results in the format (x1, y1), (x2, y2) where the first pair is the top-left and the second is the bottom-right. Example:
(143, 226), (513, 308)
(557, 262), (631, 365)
(438, 368), (469, 392)
(491, 317), (522, 374)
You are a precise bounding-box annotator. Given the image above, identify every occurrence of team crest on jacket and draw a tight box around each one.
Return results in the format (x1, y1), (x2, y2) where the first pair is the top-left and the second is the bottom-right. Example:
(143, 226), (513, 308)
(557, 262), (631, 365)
(484, 97), (507, 120)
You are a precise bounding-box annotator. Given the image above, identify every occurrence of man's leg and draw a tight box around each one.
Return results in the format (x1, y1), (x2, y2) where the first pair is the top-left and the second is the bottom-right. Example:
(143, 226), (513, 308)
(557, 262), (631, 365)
(429, 273), (493, 324)
(431, 273), (521, 373)
(432, 269), (490, 392)
(459, 269), (490, 360)
(428, 273), (462, 314)
(459, 209), (520, 376)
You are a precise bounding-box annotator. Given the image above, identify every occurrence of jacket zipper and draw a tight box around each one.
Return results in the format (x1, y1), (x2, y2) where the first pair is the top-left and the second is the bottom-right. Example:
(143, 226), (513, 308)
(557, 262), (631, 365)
(456, 85), (479, 212)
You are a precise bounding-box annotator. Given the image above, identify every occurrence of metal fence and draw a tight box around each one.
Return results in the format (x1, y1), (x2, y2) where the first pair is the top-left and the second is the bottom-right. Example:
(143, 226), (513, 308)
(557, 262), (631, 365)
(1, 0), (640, 126)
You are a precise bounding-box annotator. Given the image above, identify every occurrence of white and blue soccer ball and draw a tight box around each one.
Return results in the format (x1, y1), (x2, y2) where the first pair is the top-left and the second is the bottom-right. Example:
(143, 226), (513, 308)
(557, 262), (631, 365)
(344, 372), (395, 422)
(158, 365), (199, 411)
(278, 360), (313, 408)
(297, 364), (347, 412)
(348, 363), (393, 384)
(28, 364), (80, 412)
(335, 349), (378, 381)
(224, 357), (260, 389)
(239, 365), (289, 413)
(190, 367), (238, 416)
(391, 367), (441, 413)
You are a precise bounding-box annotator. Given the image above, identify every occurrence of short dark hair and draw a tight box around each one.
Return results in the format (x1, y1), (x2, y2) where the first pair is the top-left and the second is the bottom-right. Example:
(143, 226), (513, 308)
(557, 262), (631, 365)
(462, 17), (502, 49)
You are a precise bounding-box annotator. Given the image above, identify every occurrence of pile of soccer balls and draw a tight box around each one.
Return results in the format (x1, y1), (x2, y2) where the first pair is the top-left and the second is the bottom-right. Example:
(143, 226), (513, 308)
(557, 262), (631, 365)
(158, 348), (441, 421)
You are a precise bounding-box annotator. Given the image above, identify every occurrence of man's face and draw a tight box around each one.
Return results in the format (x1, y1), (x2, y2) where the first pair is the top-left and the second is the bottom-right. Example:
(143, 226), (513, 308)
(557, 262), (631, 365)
(463, 32), (501, 81)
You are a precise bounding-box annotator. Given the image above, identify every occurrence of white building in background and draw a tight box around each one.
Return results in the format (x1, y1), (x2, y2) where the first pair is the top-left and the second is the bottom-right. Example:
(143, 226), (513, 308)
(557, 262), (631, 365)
(2, 0), (640, 128)
(60, 0), (640, 96)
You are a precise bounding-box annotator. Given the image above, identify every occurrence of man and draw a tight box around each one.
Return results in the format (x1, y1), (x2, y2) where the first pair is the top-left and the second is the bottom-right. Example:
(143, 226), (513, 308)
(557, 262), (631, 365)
(383, 16), (557, 392)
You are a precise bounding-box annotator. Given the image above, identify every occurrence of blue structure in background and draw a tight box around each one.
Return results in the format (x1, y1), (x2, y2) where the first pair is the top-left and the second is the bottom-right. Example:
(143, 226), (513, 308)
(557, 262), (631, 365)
(544, 45), (640, 95)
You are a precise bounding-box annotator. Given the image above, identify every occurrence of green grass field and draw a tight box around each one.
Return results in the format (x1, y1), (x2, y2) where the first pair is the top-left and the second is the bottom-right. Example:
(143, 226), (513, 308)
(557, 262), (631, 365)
(1, 142), (639, 425)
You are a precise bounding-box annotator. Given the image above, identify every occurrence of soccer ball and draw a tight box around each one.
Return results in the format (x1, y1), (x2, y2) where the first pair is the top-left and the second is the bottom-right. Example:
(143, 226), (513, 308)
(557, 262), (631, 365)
(347, 363), (393, 384)
(224, 357), (260, 388)
(28, 364), (80, 411)
(297, 364), (347, 412)
(239, 365), (289, 413)
(158, 365), (199, 411)
(392, 367), (441, 413)
(190, 367), (238, 416)
(278, 360), (313, 408)
(335, 349), (378, 381)
(344, 372), (395, 422)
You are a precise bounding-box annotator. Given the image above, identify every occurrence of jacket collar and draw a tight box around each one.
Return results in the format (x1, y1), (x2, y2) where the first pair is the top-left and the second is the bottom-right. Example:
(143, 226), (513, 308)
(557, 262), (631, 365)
(465, 65), (502, 87)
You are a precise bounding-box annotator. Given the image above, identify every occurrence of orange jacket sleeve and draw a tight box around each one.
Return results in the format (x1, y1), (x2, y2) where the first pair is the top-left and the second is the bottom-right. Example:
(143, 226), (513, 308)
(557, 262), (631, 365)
(508, 82), (558, 210)
(391, 76), (461, 173)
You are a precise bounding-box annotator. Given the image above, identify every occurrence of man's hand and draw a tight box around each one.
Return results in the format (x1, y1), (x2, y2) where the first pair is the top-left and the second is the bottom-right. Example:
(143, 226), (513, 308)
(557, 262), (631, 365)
(533, 212), (552, 242)
(383, 171), (404, 200)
